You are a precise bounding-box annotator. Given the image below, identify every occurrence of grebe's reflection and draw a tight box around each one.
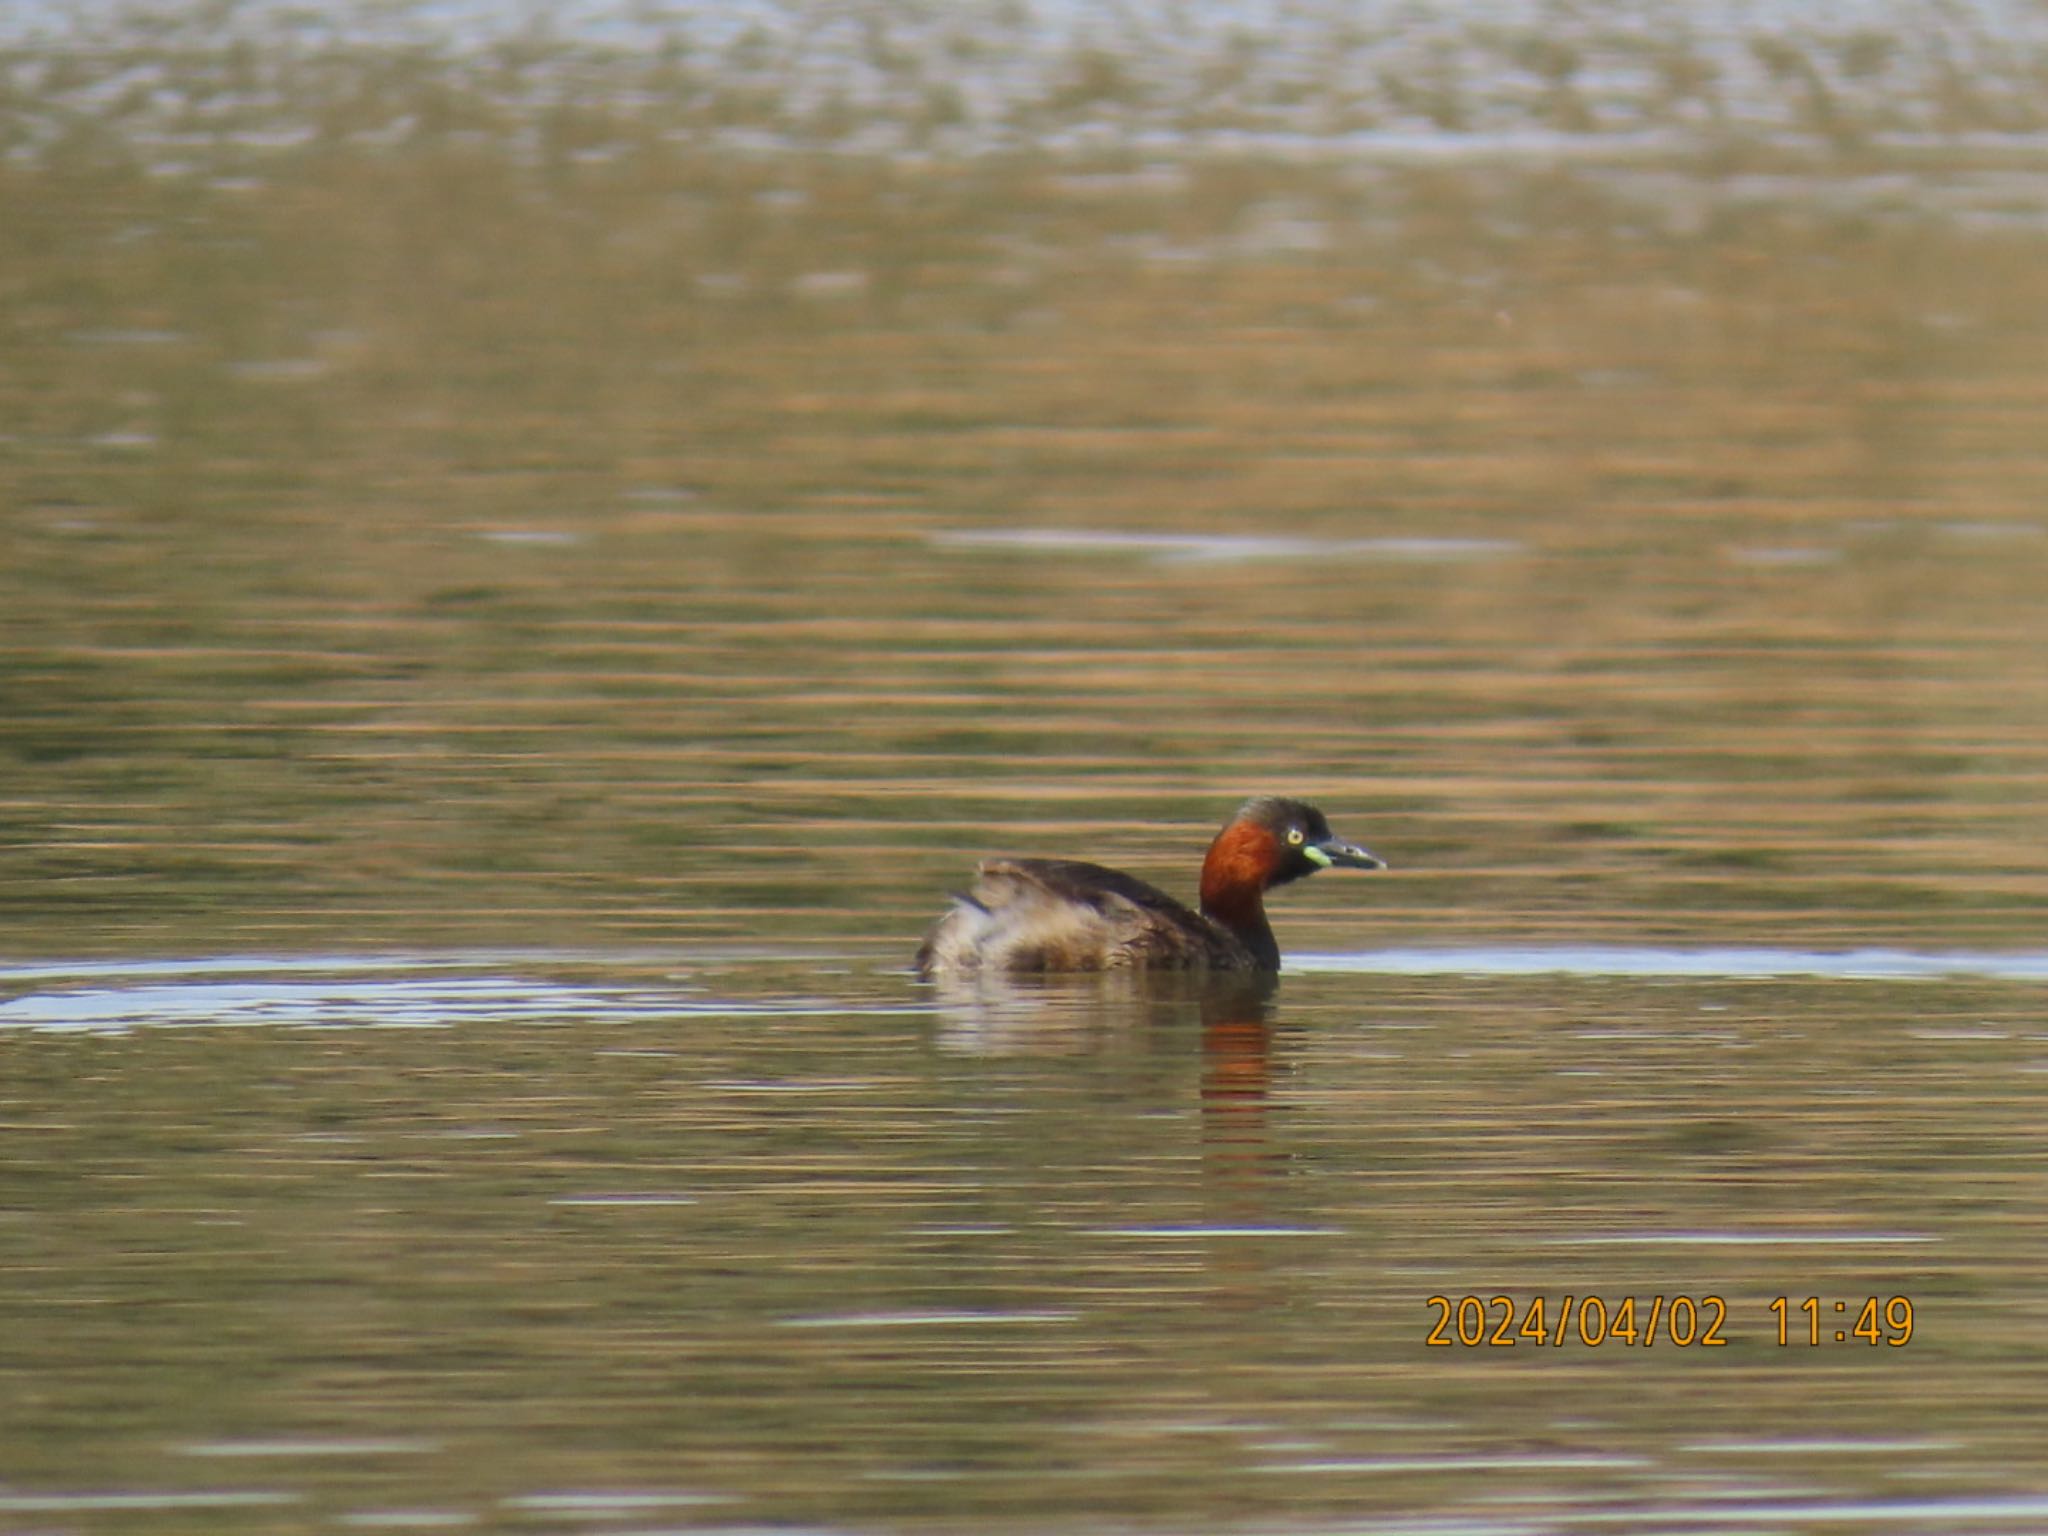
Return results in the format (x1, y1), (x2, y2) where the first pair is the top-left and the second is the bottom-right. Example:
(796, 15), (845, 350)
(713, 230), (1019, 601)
(929, 967), (1284, 1177)
(927, 968), (1274, 1055)
(928, 971), (1310, 1305)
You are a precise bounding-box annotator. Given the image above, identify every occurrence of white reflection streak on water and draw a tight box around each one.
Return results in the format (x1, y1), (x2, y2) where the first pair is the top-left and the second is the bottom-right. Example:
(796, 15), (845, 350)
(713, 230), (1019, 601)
(6, 946), (2048, 1033)
(1294, 946), (2048, 981)
(0, 961), (920, 1033)
(930, 528), (1524, 564)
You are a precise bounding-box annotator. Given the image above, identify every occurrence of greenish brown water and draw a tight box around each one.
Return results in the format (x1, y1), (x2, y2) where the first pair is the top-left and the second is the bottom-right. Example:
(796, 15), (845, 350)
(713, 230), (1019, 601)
(4, 11), (2048, 1533)
(8, 150), (2047, 960)
(3, 955), (2047, 1533)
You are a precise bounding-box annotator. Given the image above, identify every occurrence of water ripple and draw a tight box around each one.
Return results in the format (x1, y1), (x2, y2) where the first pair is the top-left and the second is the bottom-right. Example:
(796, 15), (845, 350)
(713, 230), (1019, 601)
(0, 953), (915, 1033)
(5, 943), (2047, 1034)
(932, 528), (1522, 565)
(1296, 946), (2048, 982)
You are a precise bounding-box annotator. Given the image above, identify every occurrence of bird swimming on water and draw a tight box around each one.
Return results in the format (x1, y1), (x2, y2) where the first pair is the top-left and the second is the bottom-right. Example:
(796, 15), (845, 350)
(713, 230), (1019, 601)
(914, 796), (1384, 978)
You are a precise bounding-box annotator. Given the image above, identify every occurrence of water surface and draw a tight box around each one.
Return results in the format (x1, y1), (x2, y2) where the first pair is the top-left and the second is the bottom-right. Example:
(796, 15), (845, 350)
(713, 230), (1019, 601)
(4, 4), (2048, 1530)
(4, 949), (2047, 1531)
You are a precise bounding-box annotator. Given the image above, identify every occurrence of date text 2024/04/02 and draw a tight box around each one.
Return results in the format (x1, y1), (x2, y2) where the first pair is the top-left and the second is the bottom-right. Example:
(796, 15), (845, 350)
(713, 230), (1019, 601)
(1424, 1295), (1916, 1349)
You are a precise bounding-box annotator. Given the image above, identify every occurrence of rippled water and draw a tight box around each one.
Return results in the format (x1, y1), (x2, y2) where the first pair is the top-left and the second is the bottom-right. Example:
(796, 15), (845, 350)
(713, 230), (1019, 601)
(5, 3), (2048, 1531)
(4, 948), (2048, 1531)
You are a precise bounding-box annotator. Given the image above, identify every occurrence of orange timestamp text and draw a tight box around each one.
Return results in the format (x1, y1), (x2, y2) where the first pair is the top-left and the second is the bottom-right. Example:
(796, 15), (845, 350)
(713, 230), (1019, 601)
(1426, 1293), (1727, 1348)
(1425, 1294), (1916, 1348)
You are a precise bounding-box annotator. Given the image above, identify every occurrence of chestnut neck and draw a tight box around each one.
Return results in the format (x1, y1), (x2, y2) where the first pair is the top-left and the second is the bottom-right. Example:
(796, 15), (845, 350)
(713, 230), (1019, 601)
(1199, 819), (1282, 969)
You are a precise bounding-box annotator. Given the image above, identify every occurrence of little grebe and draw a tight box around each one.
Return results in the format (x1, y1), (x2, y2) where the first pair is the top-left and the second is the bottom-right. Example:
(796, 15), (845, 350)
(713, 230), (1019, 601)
(914, 796), (1383, 977)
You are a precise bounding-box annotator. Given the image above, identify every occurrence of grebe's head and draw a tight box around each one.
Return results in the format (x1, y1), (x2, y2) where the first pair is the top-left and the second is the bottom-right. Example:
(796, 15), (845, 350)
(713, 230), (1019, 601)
(1230, 797), (1384, 888)
(1199, 798), (1384, 918)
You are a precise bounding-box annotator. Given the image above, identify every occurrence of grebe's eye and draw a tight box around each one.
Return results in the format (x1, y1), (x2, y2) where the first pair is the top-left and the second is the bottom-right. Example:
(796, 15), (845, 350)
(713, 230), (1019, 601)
(1286, 827), (1305, 846)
